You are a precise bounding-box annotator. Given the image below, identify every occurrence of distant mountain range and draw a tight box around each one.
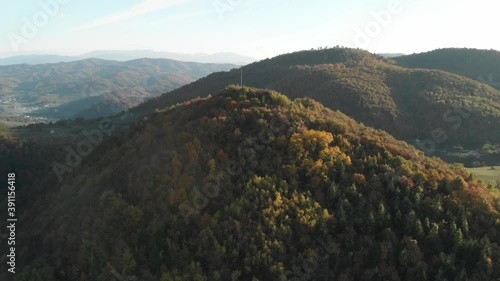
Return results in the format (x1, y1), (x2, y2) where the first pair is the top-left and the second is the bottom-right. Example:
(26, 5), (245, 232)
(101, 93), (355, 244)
(0, 50), (257, 66)
(0, 58), (237, 120)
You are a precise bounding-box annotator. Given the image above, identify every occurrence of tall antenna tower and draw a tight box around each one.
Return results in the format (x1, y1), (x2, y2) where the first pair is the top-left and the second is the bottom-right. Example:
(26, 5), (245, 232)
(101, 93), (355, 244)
(240, 67), (243, 87)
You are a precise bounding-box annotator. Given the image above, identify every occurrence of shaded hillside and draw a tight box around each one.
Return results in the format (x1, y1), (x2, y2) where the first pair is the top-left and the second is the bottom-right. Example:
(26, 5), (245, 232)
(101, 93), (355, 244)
(0, 58), (236, 120)
(0, 134), (83, 192)
(135, 48), (500, 149)
(4, 86), (500, 281)
(393, 48), (500, 90)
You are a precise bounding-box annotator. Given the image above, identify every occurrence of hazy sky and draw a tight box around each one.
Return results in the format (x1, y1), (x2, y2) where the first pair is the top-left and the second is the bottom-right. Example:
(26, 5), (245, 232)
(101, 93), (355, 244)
(1, 0), (498, 59)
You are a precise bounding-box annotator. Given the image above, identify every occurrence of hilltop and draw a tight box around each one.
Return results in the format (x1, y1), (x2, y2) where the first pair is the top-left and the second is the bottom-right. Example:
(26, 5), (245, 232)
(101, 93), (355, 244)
(3, 86), (499, 281)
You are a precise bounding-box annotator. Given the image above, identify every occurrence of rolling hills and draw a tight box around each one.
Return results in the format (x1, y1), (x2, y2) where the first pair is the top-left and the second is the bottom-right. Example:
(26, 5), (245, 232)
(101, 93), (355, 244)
(135, 48), (500, 152)
(0, 58), (237, 121)
(2, 86), (499, 280)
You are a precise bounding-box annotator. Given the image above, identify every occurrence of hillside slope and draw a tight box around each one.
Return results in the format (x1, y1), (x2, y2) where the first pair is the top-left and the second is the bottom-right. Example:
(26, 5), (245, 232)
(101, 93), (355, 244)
(135, 48), (500, 149)
(4, 86), (500, 281)
(393, 48), (500, 90)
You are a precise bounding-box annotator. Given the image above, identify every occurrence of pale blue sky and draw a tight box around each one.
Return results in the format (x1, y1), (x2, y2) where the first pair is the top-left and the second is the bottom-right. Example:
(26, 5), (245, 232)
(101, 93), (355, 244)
(1, 0), (498, 59)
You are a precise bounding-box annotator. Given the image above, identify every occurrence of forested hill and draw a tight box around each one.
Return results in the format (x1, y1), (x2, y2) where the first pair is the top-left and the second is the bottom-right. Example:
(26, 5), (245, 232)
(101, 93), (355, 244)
(6, 86), (500, 281)
(134, 48), (500, 149)
(393, 48), (500, 90)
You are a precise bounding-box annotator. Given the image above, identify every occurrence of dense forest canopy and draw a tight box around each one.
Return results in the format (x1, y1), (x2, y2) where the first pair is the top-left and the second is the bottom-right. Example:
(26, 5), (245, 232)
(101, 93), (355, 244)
(2, 86), (499, 281)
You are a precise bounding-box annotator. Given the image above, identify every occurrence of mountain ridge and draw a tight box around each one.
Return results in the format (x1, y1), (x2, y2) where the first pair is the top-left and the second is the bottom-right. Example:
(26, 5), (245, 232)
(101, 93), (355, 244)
(0, 50), (257, 66)
(134, 48), (500, 151)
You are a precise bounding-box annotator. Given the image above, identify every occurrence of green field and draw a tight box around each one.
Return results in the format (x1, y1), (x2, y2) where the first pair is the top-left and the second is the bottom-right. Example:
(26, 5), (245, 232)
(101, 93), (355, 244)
(467, 166), (500, 186)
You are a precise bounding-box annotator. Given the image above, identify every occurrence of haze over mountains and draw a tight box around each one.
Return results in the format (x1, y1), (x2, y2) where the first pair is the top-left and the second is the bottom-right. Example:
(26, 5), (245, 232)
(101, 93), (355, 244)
(0, 50), (257, 66)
